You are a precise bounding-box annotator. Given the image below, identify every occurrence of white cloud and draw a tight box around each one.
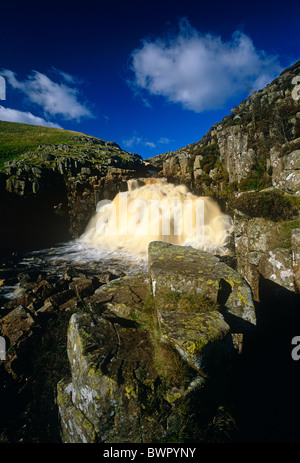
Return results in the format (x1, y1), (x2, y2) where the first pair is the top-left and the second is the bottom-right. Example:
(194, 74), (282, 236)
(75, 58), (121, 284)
(144, 141), (156, 148)
(51, 67), (82, 85)
(130, 19), (282, 112)
(1, 69), (93, 121)
(0, 105), (62, 128)
(123, 134), (173, 150)
(158, 137), (171, 144)
(123, 134), (156, 149)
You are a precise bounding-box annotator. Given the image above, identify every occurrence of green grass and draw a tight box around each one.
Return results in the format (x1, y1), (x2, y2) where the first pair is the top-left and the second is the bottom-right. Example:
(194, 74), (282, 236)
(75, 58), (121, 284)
(0, 120), (95, 166)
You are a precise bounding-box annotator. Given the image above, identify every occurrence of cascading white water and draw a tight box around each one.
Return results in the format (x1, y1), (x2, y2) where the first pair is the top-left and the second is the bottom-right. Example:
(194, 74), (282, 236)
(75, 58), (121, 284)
(80, 178), (233, 257)
(1, 178), (234, 305)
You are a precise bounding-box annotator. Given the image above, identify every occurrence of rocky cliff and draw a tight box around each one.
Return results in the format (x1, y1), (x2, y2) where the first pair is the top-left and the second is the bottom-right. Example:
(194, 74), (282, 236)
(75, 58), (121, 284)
(147, 60), (300, 197)
(147, 60), (300, 302)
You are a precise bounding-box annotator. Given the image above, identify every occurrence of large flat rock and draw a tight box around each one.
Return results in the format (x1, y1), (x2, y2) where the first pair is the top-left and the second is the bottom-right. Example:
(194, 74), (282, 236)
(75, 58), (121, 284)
(148, 241), (256, 326)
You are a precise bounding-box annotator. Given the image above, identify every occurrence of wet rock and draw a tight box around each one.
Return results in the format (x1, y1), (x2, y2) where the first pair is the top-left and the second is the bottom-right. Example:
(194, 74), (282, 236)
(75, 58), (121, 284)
(36, 301), (56, 315)
(0, 306), (41, 377)
(63, 267), (87, 281)
(44, 289), (75, 309)
(32, 279), (54, 300)
(69, 278), (97, 299)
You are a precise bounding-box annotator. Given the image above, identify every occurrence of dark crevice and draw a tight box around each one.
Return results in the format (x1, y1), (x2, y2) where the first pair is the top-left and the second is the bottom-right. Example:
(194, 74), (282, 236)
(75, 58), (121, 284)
(100, 348), (115, 376)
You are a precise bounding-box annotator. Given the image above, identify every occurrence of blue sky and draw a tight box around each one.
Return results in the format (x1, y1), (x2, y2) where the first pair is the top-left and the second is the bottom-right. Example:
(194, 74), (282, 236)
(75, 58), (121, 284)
(0, 0), (299, 159)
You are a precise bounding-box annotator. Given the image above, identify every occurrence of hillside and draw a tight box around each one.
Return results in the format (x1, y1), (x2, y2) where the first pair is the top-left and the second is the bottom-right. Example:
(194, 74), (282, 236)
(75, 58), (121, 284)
(0, 120), (142, 169)
(0, 121), (89, 166)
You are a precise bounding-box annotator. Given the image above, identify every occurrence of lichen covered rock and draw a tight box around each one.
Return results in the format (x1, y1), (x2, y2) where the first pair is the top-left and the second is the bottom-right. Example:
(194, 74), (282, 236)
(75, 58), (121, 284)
(259, 248), (295, 292)
(57, 311), (204, 443)
(158, 310), (232, 374)
(148, 241), (256, 326)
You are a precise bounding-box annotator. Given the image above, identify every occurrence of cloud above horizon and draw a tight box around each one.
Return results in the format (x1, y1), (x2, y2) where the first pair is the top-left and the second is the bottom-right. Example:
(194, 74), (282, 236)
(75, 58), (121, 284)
(130, 19), (283, 112)
(1, 68), (93, 123)
(0, 105), (62, 128)
(122, 133), (172, 150)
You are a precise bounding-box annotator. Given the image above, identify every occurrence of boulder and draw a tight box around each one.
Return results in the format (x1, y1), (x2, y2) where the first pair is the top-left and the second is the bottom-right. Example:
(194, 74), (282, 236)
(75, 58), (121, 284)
(69, 278), (97, 299)
(89, 271), (150, 318)
(148, 241), (256, 327)
(57, 312), (168, 443)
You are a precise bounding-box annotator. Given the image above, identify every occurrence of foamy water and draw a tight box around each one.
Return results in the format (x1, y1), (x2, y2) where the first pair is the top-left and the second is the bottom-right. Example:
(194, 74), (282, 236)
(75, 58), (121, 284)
(81, 178), (233, 256)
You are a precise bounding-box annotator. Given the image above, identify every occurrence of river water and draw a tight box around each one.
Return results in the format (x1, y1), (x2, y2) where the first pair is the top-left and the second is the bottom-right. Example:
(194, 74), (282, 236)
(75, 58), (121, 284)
(0, 239), (148, 307)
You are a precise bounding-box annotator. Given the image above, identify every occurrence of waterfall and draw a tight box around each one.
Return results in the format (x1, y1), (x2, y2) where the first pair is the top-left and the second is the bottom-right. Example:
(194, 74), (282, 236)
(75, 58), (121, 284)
(80, 178), (233, 256)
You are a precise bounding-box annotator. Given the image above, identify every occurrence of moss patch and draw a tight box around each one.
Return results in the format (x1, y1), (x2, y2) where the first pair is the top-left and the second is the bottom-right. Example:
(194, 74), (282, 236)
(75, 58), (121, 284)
(154, 289), (220, 314)
(231, 190), (300, 221)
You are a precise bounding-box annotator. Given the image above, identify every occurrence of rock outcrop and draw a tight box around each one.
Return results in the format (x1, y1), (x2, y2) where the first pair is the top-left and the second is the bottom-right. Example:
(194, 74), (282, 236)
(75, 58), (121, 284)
(56, 242), (255, 443)
(232, 191), (300, 300)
